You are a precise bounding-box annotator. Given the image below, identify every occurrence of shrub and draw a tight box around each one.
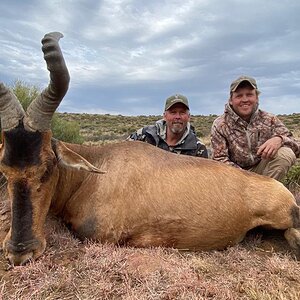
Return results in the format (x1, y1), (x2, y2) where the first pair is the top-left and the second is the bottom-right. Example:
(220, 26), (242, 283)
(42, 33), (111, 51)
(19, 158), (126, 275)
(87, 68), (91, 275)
(12, 80), (40, 111)
(51, 114), (84, 143)
(283, 162), (300, 193)
(9, 81), (83, 144)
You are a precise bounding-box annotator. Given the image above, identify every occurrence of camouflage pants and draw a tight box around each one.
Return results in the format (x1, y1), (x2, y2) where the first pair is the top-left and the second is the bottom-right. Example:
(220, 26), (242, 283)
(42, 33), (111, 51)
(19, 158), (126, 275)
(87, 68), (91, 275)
(249, 147), (296, 181)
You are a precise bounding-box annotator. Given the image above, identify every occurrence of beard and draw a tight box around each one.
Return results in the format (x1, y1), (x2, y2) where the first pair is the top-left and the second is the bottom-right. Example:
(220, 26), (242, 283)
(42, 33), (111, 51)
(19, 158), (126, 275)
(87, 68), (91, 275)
(170, 122), (185, 134)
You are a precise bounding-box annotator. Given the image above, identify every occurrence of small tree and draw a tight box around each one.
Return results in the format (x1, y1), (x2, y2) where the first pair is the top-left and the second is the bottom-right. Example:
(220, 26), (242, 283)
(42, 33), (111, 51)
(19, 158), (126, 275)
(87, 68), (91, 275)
(51, 113), (84, 144)
(12, 80), (40, 111)
(9, 80), (83, 143)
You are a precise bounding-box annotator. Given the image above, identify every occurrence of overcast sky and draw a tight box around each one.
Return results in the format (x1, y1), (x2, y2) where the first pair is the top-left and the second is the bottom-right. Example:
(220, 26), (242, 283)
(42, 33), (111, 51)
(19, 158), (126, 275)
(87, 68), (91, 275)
(1, 0), (299, 116)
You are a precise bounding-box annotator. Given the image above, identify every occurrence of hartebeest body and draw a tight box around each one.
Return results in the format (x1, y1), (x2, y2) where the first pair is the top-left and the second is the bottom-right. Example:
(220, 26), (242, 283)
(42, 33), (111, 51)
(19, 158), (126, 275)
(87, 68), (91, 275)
(1, 33), (300, 266)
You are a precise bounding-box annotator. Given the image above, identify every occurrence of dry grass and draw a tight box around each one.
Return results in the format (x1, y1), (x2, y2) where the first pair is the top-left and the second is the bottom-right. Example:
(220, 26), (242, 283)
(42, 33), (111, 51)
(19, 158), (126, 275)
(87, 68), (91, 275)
(1, 192), (300, 299)
(1, 218), (300, 300)
(57, 113), (300, 146)
(77, 113), (299, 156)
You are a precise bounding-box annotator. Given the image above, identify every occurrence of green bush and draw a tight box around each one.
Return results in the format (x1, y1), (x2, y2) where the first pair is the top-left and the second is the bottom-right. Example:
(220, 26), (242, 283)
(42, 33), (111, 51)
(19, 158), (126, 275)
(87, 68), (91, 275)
(51, 114), (84, 144)
(13, 80), (40, 111)
(10, 80), (83, 144)
(283, 163), (300, 193)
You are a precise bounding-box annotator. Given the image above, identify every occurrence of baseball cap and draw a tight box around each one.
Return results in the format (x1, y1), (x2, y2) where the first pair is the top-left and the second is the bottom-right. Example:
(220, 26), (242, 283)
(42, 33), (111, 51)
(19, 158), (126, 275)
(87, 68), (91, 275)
(164, 94), (189, 111)
(230, 76), (258, 92)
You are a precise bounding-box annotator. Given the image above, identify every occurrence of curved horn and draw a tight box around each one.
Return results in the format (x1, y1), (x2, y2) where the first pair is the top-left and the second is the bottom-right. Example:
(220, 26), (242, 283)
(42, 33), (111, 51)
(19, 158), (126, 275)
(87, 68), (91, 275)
(24, 32), (70, 132)
(0, 83), (25, 131)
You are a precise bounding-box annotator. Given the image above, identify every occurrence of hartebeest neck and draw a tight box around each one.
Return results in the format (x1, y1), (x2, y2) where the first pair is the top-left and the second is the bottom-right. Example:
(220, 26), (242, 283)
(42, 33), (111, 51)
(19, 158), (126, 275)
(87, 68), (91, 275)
(50, 143), (107, 216)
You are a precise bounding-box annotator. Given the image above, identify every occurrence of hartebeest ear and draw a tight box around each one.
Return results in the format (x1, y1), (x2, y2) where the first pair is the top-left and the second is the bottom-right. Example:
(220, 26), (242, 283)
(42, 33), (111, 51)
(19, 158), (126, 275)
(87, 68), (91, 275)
(53, 140), (106, 174)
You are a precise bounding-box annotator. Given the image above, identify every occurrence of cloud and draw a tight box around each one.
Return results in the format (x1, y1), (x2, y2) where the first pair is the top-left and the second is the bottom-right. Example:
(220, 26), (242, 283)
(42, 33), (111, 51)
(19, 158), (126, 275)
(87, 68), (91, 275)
(0, 0), (299, 116)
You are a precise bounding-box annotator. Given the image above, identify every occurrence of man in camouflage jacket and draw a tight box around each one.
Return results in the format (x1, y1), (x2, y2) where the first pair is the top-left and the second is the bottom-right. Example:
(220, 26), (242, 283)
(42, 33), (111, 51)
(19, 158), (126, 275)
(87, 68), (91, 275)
(128, 94), (208, 158)
(211, 75), (299, 181)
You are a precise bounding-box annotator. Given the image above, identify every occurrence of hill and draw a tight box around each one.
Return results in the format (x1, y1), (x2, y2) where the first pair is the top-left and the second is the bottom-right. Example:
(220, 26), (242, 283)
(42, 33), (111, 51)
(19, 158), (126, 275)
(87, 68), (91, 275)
(58, 112), (300, 144)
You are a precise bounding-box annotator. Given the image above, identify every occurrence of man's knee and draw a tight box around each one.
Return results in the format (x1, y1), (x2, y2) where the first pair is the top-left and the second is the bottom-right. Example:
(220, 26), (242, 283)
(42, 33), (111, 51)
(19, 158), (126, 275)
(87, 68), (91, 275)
(276, 147), (296, 167)
(261, 147), (296, 181)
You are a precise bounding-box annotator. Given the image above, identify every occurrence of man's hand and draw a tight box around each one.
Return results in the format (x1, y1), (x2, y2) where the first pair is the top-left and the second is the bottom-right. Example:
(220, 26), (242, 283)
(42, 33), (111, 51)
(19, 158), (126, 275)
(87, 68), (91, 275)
(257, 136), (282, 159)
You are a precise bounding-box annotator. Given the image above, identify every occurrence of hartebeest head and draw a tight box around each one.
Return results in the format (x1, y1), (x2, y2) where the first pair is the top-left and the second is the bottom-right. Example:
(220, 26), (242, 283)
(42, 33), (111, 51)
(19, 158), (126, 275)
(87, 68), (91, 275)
(0, 32), (69, 265)
(0, 32), (103, 266)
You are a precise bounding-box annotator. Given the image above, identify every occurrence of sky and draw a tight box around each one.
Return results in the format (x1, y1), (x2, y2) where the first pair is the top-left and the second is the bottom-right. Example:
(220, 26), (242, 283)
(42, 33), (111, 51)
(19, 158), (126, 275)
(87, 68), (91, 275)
(0, 0), (300, 116)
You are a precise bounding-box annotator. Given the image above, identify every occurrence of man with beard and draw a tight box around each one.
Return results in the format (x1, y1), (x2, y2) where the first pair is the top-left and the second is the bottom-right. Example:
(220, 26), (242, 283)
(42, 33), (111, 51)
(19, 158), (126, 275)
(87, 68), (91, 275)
(128, 94), (208, 157)
(211, 75), (300, 181)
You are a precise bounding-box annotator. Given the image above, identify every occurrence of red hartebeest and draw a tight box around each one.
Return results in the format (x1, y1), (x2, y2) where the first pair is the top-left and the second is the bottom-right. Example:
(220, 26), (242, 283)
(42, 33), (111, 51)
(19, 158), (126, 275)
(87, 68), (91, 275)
(0, 32), (300, 266)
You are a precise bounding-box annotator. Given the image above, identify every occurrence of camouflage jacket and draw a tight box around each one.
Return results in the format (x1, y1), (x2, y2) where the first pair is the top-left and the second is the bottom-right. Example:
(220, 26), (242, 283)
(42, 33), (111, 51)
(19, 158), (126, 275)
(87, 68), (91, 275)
(128, 119), (208, 158)
(211, 104), (300, 169)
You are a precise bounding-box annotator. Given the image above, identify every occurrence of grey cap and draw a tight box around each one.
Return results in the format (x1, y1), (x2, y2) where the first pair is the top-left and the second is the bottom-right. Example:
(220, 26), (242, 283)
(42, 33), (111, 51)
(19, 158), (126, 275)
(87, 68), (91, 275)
(230, 75), (258, 92)
(165, 94), (189, 110)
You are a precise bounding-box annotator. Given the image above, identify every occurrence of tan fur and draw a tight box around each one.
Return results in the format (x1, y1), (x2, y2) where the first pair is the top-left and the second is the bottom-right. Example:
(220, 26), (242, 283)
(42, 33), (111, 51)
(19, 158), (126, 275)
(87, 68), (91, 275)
(51, 141), (298, 251)
(1, 136), (300, 265)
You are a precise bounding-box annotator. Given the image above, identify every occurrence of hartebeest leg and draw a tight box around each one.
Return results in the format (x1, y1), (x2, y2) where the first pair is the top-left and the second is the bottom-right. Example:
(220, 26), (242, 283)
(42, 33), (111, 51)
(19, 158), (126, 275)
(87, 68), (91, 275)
(283, 205), (300, 256)
(284, 228), (300, 255)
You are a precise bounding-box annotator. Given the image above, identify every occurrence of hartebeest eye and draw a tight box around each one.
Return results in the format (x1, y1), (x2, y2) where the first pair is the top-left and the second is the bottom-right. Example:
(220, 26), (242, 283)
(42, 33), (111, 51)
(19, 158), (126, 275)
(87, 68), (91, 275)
(40, 168), (50, 183)
(40, 159), (56, 183)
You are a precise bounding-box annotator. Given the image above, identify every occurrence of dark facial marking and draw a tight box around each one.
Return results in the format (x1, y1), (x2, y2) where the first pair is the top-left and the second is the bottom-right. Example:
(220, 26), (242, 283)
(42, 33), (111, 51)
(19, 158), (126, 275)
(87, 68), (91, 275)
(10, 179), (35, 251)
(2, 124), (42, 168)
